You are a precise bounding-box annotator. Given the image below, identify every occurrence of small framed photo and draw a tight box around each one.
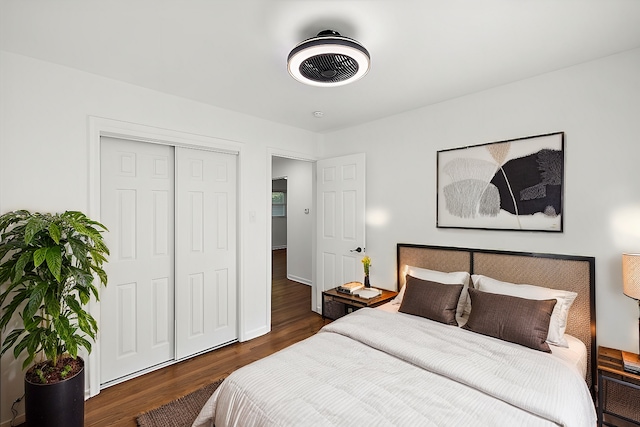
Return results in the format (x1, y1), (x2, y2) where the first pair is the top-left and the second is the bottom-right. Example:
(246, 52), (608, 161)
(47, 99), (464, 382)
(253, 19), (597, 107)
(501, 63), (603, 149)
(437, 132), (564, 232)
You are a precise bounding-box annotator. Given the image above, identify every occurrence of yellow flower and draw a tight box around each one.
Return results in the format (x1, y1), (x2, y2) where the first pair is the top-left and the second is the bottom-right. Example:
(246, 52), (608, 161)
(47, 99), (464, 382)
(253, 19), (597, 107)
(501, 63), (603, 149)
(361, 256), (371, 275)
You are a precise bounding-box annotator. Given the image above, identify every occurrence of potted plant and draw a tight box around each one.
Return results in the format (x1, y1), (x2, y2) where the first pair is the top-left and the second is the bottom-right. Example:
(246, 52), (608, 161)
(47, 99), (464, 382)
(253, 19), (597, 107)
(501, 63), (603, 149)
(0, 210), (109, 427)
(362, 255), (371, 288)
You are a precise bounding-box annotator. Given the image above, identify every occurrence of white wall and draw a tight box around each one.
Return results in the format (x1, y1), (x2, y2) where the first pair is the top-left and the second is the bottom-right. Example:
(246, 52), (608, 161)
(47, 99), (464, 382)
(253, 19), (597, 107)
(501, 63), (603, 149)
(0, 51), (319, 425)
(320, 48), (640, 355)
(272, 157), (313, 285)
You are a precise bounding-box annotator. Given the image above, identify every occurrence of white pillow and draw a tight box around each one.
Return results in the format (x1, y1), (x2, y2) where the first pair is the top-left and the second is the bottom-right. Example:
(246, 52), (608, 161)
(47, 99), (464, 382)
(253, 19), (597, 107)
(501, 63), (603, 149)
(394, 266), (471, 317)
(471, 274), (577, 348)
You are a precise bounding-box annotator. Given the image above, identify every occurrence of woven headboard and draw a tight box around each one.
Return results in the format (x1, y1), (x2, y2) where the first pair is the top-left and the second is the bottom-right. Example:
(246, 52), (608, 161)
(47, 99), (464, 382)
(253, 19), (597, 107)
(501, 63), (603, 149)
(397, 244), (596, 394)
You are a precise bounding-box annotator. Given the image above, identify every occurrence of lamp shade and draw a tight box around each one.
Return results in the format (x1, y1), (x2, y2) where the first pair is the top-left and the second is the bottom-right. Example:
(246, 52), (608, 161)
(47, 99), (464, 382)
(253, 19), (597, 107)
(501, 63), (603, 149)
(622, 253), (640, 300)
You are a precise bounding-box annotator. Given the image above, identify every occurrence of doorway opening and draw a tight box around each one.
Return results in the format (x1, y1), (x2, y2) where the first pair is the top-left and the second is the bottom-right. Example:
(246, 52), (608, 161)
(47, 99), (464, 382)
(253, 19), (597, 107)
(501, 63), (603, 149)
(270, 156), (314, 326)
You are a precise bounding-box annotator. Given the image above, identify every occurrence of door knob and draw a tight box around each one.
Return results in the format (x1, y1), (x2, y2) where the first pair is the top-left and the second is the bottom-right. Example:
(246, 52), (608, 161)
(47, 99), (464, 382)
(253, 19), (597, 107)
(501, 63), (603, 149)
(350, 247), (362, 253)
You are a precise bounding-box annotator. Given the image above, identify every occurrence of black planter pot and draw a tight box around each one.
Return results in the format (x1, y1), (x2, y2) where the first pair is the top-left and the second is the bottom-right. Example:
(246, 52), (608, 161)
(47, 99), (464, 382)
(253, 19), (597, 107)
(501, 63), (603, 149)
(25, 358), (84, 427)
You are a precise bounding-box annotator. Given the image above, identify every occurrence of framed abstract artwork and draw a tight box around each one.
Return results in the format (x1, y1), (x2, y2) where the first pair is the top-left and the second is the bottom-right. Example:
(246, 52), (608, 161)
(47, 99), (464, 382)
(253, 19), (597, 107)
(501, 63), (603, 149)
(437, 132), (564, 232)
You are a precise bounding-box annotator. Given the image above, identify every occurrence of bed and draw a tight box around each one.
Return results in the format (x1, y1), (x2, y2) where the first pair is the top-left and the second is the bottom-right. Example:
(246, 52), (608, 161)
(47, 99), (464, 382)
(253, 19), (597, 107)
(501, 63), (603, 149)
(193, 244), (597, 427)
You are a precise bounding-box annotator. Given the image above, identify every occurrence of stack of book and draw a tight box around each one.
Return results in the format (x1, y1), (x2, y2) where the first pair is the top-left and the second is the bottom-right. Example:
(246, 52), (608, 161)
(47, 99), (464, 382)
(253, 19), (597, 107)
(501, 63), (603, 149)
(354, 288), (382, 299)
(622, 351), (640, 374)
(337, 281), (364, 294)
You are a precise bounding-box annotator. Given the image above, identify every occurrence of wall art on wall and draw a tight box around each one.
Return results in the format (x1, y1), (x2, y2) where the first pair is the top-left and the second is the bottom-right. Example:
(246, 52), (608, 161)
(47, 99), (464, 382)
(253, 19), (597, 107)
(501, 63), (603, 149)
(437, 132), (564, 232)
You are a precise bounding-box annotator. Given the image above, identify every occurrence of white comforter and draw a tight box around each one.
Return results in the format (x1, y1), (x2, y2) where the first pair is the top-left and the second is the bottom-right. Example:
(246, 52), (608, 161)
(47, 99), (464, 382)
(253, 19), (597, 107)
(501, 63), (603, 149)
(193, 309), (596, 427)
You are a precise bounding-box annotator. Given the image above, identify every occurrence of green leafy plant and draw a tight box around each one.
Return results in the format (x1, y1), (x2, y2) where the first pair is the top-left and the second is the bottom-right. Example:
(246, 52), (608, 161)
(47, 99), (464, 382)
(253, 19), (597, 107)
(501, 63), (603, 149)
(60, 363), (72, 379)
(35, 368), (46, 384)
(0, 210), (109, 377)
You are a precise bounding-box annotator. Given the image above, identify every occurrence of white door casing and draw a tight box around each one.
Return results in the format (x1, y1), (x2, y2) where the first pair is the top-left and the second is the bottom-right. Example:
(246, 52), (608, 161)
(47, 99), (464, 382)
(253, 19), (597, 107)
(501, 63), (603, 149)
(99, 139), (238, 384)
(175, 147), (238, 359)
(316, 153), (366, 305)
(100, 137), (175, 384)
(88, 117), (243, 397)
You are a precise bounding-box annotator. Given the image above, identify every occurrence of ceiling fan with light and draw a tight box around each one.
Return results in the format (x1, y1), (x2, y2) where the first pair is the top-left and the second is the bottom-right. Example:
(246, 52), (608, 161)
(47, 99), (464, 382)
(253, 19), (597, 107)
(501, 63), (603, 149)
(287, 30), (370, 87)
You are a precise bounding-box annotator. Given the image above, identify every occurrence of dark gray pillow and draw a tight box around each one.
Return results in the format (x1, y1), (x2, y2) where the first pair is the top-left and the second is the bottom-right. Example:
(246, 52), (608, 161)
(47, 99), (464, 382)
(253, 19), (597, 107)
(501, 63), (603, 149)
(398, 275), (463, 326)
(463, 288), (557, 352)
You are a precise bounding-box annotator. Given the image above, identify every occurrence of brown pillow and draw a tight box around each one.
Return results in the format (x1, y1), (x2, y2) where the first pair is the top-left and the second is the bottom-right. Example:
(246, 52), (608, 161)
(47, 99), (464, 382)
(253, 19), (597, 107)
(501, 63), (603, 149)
(398, 275), (463, 326)
(463, 288), (557, 352)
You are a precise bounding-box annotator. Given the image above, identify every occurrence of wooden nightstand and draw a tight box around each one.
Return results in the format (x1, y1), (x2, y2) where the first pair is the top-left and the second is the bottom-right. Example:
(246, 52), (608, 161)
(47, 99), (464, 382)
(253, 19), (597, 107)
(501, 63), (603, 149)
(322, 287), (398, 320)
(598, 346), (640, 426)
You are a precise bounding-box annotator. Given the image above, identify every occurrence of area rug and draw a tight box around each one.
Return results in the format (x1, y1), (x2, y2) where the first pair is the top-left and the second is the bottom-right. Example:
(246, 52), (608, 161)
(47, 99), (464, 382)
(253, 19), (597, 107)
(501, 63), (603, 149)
(136, 378), (225, 427)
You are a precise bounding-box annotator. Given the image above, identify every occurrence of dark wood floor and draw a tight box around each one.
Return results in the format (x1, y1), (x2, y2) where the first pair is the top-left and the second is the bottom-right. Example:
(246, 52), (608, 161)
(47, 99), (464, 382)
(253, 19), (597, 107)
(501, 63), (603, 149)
(82, 249), (324, 426)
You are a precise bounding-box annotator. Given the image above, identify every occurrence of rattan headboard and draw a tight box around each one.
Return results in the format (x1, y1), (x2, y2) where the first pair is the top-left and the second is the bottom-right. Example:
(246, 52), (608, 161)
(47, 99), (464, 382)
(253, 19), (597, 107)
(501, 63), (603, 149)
(397, 244), (596, 394)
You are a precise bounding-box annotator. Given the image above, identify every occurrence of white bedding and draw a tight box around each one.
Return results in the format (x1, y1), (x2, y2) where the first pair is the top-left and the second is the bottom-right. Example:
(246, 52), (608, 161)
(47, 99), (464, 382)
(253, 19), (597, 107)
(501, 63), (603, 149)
(193, 309), (596, 427)
(378, 301), (589, 379)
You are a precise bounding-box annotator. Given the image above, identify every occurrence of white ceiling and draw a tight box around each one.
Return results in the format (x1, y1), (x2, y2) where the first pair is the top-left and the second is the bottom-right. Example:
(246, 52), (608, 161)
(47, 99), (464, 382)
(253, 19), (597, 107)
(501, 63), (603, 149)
(2, 0), (640, 133)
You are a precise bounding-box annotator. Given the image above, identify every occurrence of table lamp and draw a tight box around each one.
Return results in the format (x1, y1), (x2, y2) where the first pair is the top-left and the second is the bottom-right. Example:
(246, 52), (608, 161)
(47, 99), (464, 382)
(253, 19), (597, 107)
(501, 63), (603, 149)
(622, 254), (640, 371)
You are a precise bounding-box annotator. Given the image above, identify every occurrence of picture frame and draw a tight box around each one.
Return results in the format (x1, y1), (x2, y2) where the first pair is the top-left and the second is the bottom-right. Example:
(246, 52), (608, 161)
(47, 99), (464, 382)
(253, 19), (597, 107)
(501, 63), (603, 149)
(436, 132), (564, 232)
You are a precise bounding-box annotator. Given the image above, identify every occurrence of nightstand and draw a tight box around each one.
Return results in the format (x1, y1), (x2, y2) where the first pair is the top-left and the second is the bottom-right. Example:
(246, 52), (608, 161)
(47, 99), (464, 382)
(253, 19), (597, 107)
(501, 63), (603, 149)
(597, 346), (640, 426)
(322, 287), (398, 320)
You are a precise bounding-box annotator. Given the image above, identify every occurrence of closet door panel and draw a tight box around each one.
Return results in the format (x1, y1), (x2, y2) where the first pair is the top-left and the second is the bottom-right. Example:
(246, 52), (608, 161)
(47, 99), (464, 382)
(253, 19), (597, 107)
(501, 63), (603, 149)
(100, 137), (175, 385)
(175, 148), (237, 359)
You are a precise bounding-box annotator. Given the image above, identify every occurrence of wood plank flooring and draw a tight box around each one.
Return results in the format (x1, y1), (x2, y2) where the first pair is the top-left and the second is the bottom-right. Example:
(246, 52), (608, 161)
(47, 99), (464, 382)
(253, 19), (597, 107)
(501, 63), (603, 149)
(83, 249), (324, 426)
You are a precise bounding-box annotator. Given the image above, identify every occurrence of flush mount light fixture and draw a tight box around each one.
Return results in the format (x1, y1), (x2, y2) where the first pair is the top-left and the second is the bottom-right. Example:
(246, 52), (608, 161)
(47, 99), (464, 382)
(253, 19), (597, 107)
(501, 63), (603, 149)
(287, 30), (370, 87)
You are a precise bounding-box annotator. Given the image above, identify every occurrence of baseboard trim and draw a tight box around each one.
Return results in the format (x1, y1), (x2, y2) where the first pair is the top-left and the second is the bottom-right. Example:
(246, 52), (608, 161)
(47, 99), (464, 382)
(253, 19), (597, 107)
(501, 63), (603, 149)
(1, 413), (24, 427)
(272, 245), (287, 250)
(287, 274), (312, 286)
(241, 324), (270, 342)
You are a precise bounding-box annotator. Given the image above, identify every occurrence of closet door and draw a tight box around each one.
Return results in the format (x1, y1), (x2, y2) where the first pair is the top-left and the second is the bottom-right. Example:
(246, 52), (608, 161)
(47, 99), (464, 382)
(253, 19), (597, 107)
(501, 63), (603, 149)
(175, 147), (237, 359)
(100, 137), (175, 384)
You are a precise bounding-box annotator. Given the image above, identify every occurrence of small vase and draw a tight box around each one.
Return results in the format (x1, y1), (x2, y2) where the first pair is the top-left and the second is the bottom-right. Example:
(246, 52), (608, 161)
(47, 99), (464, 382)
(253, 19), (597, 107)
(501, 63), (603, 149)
(364, 275), (370, 288)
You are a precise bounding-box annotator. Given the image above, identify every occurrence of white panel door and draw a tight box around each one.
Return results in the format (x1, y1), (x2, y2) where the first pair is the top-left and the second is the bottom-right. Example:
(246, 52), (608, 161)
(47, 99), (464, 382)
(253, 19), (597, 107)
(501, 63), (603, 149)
(175, 147), (237, 359)
(100, 137), (175, 384)
(316, 153), (366, 298)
